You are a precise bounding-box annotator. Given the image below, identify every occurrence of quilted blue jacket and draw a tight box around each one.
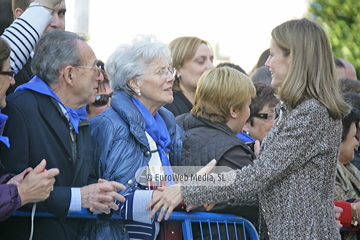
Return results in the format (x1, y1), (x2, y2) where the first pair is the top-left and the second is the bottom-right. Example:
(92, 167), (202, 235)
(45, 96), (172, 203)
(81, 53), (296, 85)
(80, 90), (183, 240)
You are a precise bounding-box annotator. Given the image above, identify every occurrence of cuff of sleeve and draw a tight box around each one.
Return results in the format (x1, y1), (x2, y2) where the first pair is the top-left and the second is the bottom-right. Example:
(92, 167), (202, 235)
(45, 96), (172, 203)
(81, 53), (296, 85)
(69, 188), (81, 212)
(21, 2), (52, 33)
(132, 190), (154, 224)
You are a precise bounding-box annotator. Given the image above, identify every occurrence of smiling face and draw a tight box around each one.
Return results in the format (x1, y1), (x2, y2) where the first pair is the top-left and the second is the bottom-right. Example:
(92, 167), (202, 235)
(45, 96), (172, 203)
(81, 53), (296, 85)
(133, 55), (174, 115)
(265, 38), (291, 88)
(177, 43), (214, 92)
(0, 57), (15, 108)
(339, 122), (359, 164)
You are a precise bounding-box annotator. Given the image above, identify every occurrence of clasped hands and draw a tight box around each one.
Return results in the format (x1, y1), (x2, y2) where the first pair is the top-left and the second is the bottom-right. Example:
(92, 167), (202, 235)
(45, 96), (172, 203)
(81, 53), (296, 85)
(146, 159), (218, 221)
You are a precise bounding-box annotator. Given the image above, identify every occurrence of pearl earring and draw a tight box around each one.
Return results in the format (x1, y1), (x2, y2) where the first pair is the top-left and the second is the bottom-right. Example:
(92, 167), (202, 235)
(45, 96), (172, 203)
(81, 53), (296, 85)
(137, 90), (141, 96)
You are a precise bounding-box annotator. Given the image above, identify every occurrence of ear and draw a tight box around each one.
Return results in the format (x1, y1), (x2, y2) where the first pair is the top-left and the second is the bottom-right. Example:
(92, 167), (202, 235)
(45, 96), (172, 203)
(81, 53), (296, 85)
(229, 106), (238, 119)
(127, 77), (141, 93)
(14, 8), (24, 19)
(62, 66), (76, 87)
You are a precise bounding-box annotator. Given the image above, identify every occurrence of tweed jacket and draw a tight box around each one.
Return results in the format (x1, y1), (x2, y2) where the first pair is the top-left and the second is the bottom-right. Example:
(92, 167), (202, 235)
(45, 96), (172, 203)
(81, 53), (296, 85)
(182, 99), (342, 239)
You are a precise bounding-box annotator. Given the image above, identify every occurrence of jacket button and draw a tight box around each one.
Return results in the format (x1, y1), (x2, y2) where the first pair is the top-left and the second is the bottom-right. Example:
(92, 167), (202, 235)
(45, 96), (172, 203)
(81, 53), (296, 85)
(121, 227), (127, 234)
(127, 180), (134, 187)
(144, 151), (151, 157)
(267, 232), (270, 236)
(263, 209), (266, 214)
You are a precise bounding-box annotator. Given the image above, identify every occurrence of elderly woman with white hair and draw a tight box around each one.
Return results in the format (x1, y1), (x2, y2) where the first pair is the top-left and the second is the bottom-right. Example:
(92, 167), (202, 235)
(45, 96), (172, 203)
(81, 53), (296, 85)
(79, 35), (183, 240)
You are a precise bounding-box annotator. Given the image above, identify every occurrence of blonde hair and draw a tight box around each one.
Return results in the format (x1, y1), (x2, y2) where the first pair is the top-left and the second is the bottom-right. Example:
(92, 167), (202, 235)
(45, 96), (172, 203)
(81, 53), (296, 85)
(272, 18), (349, 120)
(192, 67), (256, 123)
(169, 36), (212, 92)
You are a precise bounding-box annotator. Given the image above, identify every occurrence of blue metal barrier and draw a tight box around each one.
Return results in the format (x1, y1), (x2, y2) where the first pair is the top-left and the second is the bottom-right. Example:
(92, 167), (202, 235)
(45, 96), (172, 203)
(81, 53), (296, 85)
(13, 209), (259, 240)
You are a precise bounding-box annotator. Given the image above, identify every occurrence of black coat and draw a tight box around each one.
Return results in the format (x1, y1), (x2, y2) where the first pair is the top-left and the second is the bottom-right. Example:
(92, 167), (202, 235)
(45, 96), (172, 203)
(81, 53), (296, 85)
(7, 58), (32, 95)
(0, 90), (97, 240)
(176, 113), (259, 224)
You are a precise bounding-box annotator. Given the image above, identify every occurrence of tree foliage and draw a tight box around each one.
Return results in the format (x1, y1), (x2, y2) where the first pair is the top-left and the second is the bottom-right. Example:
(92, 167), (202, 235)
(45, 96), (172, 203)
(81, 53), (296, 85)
(308, 0), (360, 79)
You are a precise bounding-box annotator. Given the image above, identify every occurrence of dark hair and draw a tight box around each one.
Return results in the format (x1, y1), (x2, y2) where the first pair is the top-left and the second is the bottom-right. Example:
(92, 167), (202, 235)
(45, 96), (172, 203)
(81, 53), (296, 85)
(247, 82), (279, 126)
(334, 57), (345, 68)
(341, 109), (360, 141)
(216, 62), (247, 76)
(343, 91), (360, 111)
(339, 78), (360, 93)
(0, 38), (11, 70)
(250, 66), (272, 85)
(0, 0), (13, 35)
(249, 49), (270, 74)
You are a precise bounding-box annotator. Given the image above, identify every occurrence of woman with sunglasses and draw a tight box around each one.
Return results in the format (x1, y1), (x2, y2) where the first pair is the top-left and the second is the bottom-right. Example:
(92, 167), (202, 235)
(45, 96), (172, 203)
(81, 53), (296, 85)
(239, 82), (279, 149)
(80, 35), (183, 240)
(86, 69), (113, 119)
(147, 18), (349, 239)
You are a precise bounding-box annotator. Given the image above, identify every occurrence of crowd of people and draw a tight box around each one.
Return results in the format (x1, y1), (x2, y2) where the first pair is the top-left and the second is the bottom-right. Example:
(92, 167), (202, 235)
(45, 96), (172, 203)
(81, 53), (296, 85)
(0, 1), (360, 240)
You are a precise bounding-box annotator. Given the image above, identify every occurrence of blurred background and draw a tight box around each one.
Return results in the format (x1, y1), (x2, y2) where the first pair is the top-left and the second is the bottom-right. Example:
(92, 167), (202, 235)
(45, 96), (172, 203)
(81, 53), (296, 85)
(65, 0), (359, 77)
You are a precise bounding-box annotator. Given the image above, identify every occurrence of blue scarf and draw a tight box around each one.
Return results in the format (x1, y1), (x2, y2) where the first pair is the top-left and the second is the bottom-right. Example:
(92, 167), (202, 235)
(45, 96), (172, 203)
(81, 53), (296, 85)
(237, 131), (255, 143)
(16, 75), (84, 133)
(131, 97), (174, 185)
(0, 110), (10, 148)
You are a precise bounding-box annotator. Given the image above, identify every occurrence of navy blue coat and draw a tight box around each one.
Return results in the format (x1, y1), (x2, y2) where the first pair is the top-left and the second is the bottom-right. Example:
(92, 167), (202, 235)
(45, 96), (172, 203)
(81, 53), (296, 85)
(0, 90), (97, 240)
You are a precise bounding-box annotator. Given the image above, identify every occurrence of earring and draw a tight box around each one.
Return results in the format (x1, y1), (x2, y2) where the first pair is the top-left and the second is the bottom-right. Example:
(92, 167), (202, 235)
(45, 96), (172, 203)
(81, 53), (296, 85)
(176, 75), (180, 79)
(137, 90), (141, 96)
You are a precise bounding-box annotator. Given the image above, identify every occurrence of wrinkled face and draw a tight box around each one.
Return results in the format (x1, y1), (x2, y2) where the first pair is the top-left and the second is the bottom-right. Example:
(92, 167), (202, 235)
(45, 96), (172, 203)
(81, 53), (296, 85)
(177, 43), (214, 92)
(0, 58), (15, 108)
(136, 56), (174, 114)
(87, 83), (112, 119)
(245, 104), (276, 141)
(265, 38), (291, 87)
(339, 122), (359, 164)
(43, 1), (66, 35)
(73, 41), (103, 107)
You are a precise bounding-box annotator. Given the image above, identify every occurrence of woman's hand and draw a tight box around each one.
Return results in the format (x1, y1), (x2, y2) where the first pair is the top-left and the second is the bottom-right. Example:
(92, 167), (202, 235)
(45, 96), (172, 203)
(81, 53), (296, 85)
(146, 184), (183, 221)
(254, 140), (261, 158)
(146, 159), (217, 221)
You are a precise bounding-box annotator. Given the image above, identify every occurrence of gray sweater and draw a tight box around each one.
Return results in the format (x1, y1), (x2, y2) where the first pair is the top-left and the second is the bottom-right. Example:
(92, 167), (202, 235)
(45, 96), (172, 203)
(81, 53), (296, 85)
(182, 98), (342, 239)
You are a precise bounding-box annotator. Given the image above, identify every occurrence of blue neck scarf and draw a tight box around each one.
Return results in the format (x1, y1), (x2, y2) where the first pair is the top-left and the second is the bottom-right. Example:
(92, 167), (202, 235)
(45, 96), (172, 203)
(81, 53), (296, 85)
(131, 97), (174, 185)
(16, 76), (83, 133)
(237, 131), (255, 143)
(0, 110), (10, 148)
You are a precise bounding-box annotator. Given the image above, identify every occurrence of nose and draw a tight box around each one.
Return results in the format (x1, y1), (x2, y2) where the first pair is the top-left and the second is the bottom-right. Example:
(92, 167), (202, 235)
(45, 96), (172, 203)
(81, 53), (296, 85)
(206, 60), (214, 70)
(355, 138), (359, 149)
(265, 56), (271, 68)
(50, 14), (60, 28)
(9, 76), (15, 86)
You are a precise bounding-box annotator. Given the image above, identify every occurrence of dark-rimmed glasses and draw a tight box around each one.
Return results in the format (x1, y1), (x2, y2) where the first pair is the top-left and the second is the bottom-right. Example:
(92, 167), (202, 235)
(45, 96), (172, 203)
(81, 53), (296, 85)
(75, 65), (101, 77)
(92, 92), (113, 107)
(0, 71), (15, 79)
(252, 112), (278, 121)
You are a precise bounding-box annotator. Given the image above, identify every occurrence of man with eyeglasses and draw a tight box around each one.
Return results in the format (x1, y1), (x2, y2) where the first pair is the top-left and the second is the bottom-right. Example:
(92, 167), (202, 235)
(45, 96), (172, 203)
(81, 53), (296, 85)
(0, 30), (126, 240)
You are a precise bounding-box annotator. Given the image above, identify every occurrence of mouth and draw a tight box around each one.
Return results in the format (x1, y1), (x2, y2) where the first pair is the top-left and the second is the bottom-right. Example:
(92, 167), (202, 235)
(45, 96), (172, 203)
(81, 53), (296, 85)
(269, 69), (274, 78)
(164, 87), (173, 92)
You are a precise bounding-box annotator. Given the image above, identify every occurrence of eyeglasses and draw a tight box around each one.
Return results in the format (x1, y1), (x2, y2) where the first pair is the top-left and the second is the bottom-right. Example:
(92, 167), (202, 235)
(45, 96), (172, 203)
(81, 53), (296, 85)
(92, 92), (113, 107)
(155, 67), (176, 78)
(75, 65), (101, 77)
(0, 70), (15, 79)
(252, 112), (278, 121)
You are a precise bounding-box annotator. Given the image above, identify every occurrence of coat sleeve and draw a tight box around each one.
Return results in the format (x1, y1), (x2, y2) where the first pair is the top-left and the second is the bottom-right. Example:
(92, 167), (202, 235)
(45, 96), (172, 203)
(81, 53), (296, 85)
(0, 174), (22, 221)
(334, 201), (360, 230)
(182, 101), (337, 206)
(1, 3), (51, 74)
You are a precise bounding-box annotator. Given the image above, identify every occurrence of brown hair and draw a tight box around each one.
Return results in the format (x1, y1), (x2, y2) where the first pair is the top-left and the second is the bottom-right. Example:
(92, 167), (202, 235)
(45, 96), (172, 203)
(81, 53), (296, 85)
(169, 36), (212, 92)
(272, 18), (349, 120)
(0, 38), (11, 70)
(192, 67), (256, 123)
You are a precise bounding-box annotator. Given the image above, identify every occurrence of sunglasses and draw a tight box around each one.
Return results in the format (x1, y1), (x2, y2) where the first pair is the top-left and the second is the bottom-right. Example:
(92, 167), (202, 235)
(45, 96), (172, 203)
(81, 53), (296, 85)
(252, 112), (278, 121)
(93, 92), (113, 107)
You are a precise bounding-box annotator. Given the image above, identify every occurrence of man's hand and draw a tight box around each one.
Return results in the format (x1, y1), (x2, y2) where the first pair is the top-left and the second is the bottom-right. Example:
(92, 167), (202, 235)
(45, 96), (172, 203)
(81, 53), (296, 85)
(7, 167), (33, 186)
(17, 159), (59, 206)
(80, 179), (126, 214)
